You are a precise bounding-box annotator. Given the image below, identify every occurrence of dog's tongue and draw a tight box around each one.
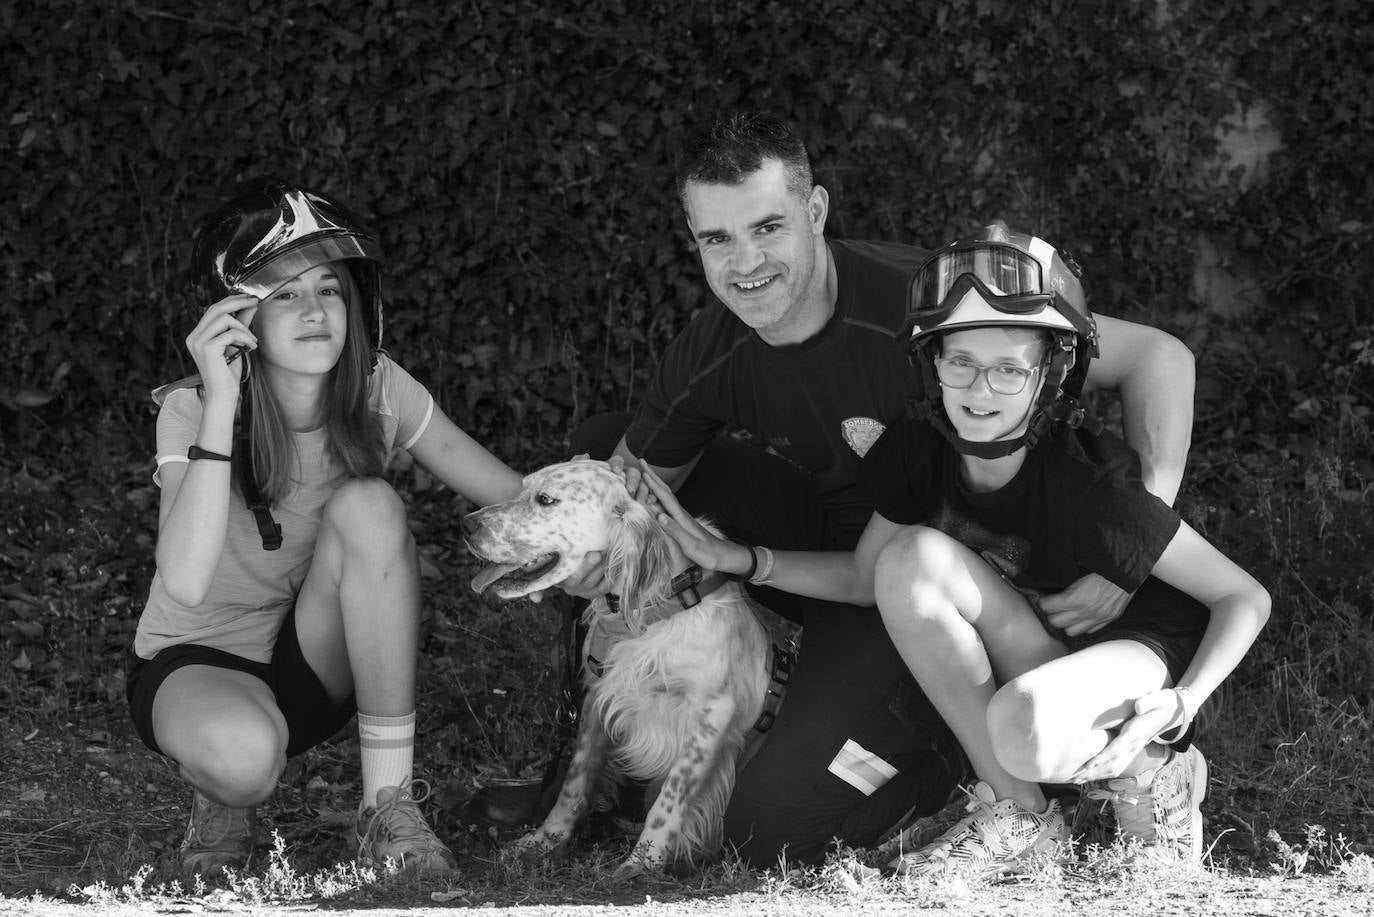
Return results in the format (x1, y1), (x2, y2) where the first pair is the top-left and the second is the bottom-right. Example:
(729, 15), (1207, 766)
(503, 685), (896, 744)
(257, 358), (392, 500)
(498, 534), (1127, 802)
(470, 562), (519, 594)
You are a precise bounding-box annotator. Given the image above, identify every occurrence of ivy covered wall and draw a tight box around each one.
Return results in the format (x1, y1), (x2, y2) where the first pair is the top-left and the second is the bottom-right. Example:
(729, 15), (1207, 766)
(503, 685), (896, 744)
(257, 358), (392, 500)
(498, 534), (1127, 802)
(3, 0), (1370, 466)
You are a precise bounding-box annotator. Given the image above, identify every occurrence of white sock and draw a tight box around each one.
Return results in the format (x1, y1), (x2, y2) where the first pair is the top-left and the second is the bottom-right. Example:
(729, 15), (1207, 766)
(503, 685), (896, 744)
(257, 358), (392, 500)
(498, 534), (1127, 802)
(358, 711), (416, 810)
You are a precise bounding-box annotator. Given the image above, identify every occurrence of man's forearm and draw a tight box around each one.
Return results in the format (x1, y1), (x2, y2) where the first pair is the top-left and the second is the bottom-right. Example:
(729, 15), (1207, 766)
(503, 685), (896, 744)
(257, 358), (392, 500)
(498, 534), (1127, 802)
(1117, 332), (1195, 505)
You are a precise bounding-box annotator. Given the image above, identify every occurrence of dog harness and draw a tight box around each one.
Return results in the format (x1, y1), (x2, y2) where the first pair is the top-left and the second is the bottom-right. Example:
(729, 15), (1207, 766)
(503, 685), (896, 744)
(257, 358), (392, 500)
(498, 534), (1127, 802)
(586, 563), (798, 762)
(587, 564), (733, 676)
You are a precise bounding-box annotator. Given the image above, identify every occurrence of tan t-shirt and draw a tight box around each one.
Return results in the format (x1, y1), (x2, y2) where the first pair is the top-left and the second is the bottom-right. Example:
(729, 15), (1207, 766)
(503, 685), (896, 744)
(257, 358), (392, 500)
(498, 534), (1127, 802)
(134, 354), (434, 663)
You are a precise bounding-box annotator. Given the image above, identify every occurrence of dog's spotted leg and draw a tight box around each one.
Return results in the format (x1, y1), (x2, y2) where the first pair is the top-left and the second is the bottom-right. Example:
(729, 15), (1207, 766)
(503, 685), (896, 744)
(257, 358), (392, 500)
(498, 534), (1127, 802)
(508, 697), (609, 863)
(614, 695), (737, 879)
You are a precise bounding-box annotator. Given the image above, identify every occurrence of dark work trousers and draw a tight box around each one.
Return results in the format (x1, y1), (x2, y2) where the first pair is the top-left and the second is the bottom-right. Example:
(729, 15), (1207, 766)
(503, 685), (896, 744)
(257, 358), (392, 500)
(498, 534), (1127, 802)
(570, 414), (967, 867)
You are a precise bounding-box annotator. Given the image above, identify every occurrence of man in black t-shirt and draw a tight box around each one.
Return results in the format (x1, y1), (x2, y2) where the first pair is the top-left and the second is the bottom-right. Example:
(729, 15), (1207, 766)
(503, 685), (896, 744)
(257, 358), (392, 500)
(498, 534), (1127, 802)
(572, 110), (1198, 866)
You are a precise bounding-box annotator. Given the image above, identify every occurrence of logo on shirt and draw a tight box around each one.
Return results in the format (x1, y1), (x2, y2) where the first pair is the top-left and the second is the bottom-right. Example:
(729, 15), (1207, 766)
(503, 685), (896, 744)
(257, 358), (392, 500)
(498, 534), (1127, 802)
(841, 417), (886, 458)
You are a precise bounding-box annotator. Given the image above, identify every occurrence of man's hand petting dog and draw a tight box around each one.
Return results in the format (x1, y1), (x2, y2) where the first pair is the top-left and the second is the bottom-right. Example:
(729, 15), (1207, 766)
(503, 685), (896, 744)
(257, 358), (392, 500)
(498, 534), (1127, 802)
(523, 454), (656, 602)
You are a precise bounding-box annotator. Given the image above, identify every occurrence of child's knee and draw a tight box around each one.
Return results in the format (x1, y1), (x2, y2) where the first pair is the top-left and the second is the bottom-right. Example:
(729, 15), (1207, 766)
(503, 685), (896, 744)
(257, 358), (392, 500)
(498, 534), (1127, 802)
(875, 528), (961, 627)
(179, 717), (288, 805)
(322, 478), (409, 546)
(987, 681), (1076, 782)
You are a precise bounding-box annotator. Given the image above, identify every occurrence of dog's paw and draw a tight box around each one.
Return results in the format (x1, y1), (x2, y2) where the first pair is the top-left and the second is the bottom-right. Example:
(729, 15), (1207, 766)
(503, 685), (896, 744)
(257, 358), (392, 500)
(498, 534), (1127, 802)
(611, 859), (653, 883)
(504, 831), (560, 865)
(610, 845), (667, 883)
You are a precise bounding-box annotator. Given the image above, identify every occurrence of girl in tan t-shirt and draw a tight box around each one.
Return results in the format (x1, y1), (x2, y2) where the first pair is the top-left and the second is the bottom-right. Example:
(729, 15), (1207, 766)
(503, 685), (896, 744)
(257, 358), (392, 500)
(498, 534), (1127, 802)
(128, 177), (523, 879)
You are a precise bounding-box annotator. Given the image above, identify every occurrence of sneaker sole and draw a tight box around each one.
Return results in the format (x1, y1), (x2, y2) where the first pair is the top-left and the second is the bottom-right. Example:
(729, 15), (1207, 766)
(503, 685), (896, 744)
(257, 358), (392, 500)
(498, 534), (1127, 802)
(1186, 748), (1209, 862)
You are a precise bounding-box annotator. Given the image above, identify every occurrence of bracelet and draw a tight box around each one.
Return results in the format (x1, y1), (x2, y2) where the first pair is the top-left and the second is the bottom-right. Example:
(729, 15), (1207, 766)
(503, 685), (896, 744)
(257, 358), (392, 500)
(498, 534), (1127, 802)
(1173, 684), (1200, 722)
(187, 445), (232, 462)
(738, 544), (759, 583)
(749, 546), (776, 585)
(1155, 685), (1199, 745)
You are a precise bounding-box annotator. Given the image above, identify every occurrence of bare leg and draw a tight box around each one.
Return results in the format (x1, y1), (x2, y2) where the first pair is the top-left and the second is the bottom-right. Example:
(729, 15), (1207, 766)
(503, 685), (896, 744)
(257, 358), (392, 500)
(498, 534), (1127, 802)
(988, 640), (1170, 783)
(874, 526), (1067, 813)
(293, 477), (421, 715)
(152, 665), (288, 807)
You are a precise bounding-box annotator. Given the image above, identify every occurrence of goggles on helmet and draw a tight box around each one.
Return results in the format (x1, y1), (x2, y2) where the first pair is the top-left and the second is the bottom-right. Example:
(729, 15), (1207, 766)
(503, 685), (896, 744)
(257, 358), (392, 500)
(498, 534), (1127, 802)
(905, 240), (1097, 348)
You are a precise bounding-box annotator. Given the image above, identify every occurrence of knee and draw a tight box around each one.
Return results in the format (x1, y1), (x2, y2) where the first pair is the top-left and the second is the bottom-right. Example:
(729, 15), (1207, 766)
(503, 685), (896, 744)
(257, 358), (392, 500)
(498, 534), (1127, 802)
(987, 678), (1077, 783)
(874, 528), (960, 630)
(179, 715), (287, 806)
(322, 478), (410, 550)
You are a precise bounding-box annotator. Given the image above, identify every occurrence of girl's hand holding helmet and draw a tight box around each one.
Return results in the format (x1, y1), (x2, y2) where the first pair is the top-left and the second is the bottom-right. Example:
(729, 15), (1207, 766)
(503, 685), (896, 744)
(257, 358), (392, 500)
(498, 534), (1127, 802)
(186, 293), (259, 401)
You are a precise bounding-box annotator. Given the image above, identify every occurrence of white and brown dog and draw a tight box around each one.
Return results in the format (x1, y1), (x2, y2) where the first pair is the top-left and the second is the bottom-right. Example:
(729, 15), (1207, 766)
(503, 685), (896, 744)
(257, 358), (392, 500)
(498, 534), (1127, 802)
(462, 459), (793, 877)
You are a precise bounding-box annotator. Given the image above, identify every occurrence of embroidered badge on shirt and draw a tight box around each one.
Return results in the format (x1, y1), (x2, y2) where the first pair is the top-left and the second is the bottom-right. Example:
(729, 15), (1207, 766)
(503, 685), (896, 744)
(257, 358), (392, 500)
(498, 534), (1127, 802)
(841, 417), (886, 458)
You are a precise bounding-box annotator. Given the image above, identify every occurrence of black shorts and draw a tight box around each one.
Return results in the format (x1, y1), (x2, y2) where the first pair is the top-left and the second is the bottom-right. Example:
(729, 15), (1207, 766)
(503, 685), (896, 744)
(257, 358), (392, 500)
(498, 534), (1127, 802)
(125, 609), (356, 759)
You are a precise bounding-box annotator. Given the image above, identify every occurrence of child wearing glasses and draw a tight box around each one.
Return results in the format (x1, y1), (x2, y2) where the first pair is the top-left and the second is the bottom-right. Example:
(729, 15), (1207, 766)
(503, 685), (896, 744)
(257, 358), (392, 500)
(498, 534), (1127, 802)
(644, 222), (1269, 877)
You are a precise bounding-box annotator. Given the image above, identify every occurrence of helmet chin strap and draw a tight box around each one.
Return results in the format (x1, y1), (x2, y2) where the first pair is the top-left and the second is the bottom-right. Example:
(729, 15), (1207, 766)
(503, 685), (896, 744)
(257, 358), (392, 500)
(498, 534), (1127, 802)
(917, 405), (1042, 459)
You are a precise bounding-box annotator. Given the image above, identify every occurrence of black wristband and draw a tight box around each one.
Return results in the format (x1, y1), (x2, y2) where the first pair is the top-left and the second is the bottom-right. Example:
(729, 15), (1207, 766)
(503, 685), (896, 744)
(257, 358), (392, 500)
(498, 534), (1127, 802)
(739, 544), (759, 583)
(187, 445), (232, 462)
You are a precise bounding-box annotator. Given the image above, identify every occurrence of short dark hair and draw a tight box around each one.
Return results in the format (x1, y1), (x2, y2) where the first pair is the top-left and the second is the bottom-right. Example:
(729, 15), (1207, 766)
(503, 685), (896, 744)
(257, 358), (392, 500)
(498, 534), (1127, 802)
(675, 110), (814, 208)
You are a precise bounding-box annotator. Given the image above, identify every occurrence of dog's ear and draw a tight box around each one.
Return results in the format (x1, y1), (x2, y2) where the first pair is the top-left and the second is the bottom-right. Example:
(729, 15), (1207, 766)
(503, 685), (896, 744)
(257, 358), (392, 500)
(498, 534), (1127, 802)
(604, 496), (675, 627)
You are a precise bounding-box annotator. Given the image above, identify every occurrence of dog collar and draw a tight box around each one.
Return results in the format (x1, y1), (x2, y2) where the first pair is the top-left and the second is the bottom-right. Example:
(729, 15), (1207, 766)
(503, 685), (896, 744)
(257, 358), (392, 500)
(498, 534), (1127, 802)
(604, 564), (732, 616)
(591, 565), (736, 678)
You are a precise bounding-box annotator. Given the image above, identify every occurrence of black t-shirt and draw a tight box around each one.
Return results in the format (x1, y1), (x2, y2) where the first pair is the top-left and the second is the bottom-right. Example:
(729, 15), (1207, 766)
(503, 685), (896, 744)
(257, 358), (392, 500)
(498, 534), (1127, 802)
(862, 414), (1180, 595)
(626, 238), (927, 536)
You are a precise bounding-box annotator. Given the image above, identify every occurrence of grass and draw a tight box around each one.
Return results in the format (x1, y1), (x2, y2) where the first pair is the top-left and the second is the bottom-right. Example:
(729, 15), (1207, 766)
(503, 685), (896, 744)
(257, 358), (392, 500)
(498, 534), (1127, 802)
(2, 337), (1373, 909)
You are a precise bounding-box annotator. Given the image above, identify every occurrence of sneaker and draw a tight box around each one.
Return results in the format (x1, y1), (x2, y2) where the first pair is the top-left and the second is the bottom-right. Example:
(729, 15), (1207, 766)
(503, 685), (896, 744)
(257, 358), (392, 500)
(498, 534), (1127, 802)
(1081, 744), (1208, 862)
(356, 780), (459, 876)
(181, 790), (256, 877)
(890, 782), (1067, 878)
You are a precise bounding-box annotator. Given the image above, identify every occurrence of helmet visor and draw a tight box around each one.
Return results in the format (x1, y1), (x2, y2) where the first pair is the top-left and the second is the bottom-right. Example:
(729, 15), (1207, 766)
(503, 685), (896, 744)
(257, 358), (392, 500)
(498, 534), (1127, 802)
(231, 236), (380, 300)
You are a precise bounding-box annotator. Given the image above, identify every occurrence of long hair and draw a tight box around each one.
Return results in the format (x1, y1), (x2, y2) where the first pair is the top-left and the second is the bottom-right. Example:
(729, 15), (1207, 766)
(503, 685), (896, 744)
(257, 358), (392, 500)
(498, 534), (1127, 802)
(675, 109), (814, 207)
(244, 261), (385, 504)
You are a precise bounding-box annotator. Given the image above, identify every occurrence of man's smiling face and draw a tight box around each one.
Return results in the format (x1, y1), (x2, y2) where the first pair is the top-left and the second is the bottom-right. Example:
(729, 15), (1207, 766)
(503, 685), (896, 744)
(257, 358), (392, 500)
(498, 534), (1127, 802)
(683, 159), (829, 346)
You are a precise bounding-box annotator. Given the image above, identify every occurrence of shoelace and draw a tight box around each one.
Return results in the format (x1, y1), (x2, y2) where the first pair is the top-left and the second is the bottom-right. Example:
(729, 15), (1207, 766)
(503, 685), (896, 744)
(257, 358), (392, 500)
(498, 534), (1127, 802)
(1084, 782), (1156, 840)
(359, 779), (439, 849)
(188, 794), (251, 847)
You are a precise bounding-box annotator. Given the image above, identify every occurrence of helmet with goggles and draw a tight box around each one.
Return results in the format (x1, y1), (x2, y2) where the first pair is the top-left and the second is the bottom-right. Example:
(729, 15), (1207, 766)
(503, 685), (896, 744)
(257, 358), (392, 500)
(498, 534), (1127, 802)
(191, 175), (384, 360)
(903, 222), (1102, 459)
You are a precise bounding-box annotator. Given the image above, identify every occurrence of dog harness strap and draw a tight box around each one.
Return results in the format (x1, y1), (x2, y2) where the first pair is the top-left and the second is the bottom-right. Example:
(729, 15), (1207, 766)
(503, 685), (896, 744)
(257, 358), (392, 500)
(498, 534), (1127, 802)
(751, 643), (794, 735)
(738, 641), (797, 773)
(594, 567), (737, 676)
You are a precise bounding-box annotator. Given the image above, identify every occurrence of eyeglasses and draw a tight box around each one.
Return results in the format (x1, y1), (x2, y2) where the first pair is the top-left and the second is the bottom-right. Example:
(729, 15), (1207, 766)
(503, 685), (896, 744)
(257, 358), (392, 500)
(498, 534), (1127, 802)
(934, 356), (1042, 395)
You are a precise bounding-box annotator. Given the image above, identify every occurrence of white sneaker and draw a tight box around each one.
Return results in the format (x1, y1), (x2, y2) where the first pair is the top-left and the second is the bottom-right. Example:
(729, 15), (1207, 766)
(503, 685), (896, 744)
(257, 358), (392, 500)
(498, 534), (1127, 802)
(1082, 745), (1208, 862)
(891, 782), (1067, 878)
